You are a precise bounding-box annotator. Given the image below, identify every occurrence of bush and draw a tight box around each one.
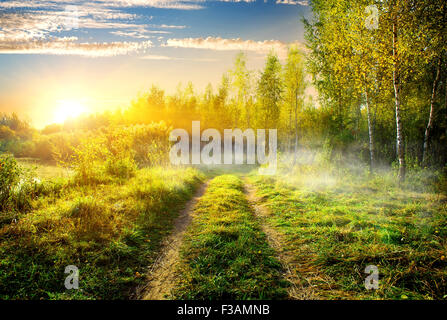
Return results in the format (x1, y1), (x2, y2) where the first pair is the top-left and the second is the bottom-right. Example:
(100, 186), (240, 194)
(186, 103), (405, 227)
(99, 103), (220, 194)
(72, 126), (138, 184)
(0, 154), (22, 211)
(131, 122), (171, 166)
(50, 132), (80, 164)
(0, 125), (15, 140)
(72, 134), (109, 184)
(103, 126), (137, 179)
(30, 135), (54, 161)
(105, 157), (136, 179)
(0, 154), (45, 221)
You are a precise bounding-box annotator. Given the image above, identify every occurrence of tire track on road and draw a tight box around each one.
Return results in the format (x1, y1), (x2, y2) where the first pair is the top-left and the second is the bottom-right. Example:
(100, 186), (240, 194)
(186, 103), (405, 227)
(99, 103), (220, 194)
(136, 182), (208, 300)
(244, 181), (320, 300)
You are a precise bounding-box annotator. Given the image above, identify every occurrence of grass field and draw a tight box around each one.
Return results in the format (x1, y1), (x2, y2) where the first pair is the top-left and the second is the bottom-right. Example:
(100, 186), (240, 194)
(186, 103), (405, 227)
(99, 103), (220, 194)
(248, 167), (447, 299)
(0, 166), (204, 299)
(16, 158), (72, 180)
(1, 156), (446, 300)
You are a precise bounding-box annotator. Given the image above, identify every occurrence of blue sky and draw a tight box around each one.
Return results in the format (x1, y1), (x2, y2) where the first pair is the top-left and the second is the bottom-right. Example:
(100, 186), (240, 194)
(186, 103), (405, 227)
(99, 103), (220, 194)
(0, 0), (311, 127)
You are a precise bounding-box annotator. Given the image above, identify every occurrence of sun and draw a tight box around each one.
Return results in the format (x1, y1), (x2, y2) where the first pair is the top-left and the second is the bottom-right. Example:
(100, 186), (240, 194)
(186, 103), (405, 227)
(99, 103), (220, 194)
(53, 100), (87, 123)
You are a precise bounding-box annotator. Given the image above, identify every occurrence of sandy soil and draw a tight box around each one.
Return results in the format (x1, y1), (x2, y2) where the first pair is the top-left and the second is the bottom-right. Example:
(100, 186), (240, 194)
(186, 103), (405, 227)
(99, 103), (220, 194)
(136, 182), (208, 300)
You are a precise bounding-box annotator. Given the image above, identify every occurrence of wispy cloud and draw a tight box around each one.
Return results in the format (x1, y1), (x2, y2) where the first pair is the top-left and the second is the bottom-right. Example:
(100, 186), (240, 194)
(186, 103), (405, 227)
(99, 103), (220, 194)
(0, 37), (152, 57)
(0, 1), (301, 58)
(110, 28), (173, 39)
(275, 0), (309, 5)
(140, 54), (218, 62)
(96, 0), (205, 10)
(0, 0), (205, 10)
(218, 0), (256, 2)
(0, 6), (138, 40)
(0, 0), (195, 56)
(109, 31), (154, 39)
(140, 54), (176, 60)
(164, 36), (290, 54)
(151, 24), (187, 29)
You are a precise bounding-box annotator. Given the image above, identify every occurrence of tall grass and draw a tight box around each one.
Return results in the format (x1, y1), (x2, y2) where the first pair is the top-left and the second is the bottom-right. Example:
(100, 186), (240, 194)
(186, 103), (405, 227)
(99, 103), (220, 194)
(0, 167), (204, 299)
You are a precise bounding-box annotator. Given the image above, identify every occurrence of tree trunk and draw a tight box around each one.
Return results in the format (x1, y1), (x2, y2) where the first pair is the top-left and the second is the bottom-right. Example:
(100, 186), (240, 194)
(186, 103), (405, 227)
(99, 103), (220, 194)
(293, 91), (299, 165)
(246, 97), (251, 129)
(288, 104), (292, 154)
(445, 74), (447, 167)
(422, 57), (442, 165)
(365, 89), (375, 173)
(392, 21), (406, 183)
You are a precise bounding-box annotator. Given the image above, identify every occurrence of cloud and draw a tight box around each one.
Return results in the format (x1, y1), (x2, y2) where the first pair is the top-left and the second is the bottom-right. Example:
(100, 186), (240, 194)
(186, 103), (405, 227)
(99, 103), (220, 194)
(110, 29), (172, 39)
(163, 36), (291, 55)
(152, 24), (187, 29)
(140, 54), (218, 62)
(0, 1), (195, 56)
(276, 0), (309, 5)
(105, 0), (205, 10)
(0, 0), (205, 10)
(218, 0), (256, 2)
(109, 31), (154, 39)
(2, 1), (291, 59)
(0, 7), (141, 41)
(0, 0), (198, 53)
(140, 54), (177, 60)
(0, 37), (152, 57)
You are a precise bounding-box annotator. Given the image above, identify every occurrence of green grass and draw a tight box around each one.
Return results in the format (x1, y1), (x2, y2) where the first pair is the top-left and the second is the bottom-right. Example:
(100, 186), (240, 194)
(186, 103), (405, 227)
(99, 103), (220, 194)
(0, 167), (204, 299)
(171, 174), (288, 300)
(3, 156), (445, 300)
(16, 158), (72, 180)
(248, 167), (447, 300)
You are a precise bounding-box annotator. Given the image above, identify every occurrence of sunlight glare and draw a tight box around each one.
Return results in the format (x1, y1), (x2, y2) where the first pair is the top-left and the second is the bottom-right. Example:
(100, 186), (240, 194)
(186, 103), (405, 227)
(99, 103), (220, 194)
(53, 100), (87, 123)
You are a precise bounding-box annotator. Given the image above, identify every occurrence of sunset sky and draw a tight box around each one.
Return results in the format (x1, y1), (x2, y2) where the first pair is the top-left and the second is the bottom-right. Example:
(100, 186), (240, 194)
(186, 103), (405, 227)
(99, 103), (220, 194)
(0, 0), (311, 128)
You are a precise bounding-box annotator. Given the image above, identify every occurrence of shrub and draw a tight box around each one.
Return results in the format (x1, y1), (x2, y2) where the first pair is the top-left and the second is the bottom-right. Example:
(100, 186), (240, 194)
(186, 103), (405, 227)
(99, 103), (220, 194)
(0, 154), (45, 222)
(31, 135), (54, 161)
(72, 126), (138, 184)
(105, 157), (137, 179)
(131, 122), (171, 166)
(50, 132), (80, 164)
(0, 125), (15, 140)
(102, 126), (137, 179)
(0, 154), (22, 211)
(71, 134), (109, 184)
